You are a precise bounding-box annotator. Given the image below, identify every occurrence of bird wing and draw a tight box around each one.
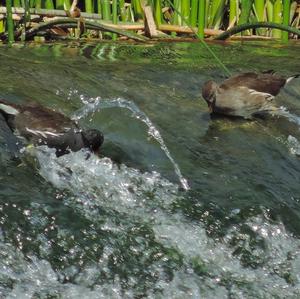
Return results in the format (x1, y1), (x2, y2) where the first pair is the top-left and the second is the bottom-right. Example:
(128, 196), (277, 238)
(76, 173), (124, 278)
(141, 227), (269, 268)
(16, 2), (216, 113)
(17, 105), (77, 134)
(215, 86), (276, 118)
(221, 72), (286, 96)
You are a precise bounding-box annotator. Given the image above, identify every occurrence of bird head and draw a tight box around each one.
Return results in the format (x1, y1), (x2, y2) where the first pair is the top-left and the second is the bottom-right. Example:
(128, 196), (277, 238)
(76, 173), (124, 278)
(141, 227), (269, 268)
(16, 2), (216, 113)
(82, 129), (104, 154)
(202, 80), (218, 112)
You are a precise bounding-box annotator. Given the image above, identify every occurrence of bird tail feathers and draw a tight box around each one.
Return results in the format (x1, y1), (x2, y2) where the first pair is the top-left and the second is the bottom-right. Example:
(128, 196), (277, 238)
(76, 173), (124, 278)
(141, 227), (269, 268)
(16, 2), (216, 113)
(0, 100), (19, 115)
(286, 74), (300, 84)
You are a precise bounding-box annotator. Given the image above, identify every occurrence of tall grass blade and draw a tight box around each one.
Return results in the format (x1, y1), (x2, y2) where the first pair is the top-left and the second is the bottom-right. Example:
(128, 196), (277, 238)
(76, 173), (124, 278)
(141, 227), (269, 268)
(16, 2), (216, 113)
(56, 0), (65, 9)
(190, 0), (199, 27)
(238, 0), (254, 35)
(238, 0), (254, 25)
(182, 0), (191, 25)
(119, 0), (127, 21)
(97, 0), (102, 16)
(64, 0), (71, 10)
(154, 0), (162, 25)
(282, 0), (290, 41)
(6, 0), (15, 43)
(254, 0), (265, 22)
(198, 0), (205, 38)
(205, 0), (210, 27)
(273, 0), (282, 38)
(266, 0), (273, 22)
(35, 0), (42, 8)
(14, 0), (22, 7)
(102, 0), (112, 38)
(112, 0), (117, 40)
(85, 0), (94, 13)
(43, 0), (54, 9)
(254, 0), (265, 34)
(173, 0), (181, 25)
(102, 0), (111, 20)
(229, 0), (238, 27)
(209, 0), (226, 29)
(132, 0), (143, 20)
(0, 20), (4, 34)
(25, 0), (30, 22)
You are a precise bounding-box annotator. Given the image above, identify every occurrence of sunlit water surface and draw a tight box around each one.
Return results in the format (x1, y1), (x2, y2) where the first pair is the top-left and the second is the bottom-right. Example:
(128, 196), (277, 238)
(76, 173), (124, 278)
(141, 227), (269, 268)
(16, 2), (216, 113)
(0, 42), (300, 298)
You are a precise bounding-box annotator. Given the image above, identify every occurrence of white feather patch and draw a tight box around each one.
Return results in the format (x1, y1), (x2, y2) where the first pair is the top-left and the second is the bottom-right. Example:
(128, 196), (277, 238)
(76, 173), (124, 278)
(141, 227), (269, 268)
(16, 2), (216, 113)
(248, 89), (274, 100)
(286, 76), (298, 84)
(0, 103), (19, 115)
(26, 128), (63, 138)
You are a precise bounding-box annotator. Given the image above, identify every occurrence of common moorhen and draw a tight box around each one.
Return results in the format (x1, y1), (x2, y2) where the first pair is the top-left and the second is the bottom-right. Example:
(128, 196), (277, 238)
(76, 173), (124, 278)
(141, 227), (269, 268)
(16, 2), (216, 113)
(0, 99), (104, 156)
(202, 72), (299, 119)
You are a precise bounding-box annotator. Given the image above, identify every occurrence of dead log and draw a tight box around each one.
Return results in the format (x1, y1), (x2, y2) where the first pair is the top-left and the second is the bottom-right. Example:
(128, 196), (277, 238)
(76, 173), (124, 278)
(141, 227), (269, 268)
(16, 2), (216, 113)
(143, 5), (158, 37)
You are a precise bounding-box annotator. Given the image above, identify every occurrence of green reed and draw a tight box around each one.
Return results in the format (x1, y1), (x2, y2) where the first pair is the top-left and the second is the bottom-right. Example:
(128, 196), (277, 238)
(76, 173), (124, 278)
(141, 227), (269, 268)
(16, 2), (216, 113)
(1, 0), (299, 41)
(43, 0), (54, 9)
(273, 0), (283, 38)
(6, 0), (15, 43)
(85, 0), (93, 13)
(198, 0), (205, 38)
(154, 0), (162, 25)
(182, 0), (191, 25)
(254, 0), (265, 34)
(190, 0), (199, 27)
(112, 0), (117, 40)
(229, 0), (238, 26)
(56, 0), (65, 10)
(208, 0), (225, 29)
(282, 0), (290, 41)
(132, 0), (143, 20)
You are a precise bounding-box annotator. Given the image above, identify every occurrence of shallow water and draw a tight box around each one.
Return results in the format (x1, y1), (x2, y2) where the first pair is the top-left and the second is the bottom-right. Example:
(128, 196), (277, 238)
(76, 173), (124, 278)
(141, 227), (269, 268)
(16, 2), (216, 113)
(0, 41), (300, 298)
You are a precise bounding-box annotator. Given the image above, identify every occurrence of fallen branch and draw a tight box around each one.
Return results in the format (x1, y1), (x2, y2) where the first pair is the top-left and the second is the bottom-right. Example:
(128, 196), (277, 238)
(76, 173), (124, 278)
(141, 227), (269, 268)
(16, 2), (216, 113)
(214, 21), (300, 40)
(0, 7), (100, 19)
(24, 17), (148, 42)
(158, 24), (223, 36)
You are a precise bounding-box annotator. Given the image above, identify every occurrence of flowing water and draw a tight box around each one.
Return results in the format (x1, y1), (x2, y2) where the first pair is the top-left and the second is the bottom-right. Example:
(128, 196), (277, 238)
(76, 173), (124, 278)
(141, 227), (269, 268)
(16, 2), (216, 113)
(0, 41), (300, 298)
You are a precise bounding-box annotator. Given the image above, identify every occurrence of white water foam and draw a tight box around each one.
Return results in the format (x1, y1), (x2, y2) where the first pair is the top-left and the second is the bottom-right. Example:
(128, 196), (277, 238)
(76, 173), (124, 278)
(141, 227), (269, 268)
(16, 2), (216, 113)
(0, 141), (297, 298)
(3, 98), (299, 298)
(35, 147), (179, 217)
(0, 240), (132, 299)
(287, 135), (300, 156)
(271, 106), (300, 126)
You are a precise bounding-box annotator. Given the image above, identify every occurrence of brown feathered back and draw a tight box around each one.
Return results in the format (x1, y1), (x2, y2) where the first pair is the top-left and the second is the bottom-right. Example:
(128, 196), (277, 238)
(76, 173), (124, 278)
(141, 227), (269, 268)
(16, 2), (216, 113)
(220, 72), (286, 96)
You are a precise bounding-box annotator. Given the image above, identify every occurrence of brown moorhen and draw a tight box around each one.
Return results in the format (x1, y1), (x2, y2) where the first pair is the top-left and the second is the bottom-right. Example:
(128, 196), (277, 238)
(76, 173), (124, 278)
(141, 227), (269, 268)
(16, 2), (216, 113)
(202, 72), (299, 119)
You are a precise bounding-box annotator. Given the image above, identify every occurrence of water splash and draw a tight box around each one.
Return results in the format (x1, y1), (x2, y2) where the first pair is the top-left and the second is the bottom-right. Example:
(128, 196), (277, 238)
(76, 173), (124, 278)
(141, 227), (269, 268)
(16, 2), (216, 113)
(34, 146), (180, 220)
(287, 135), (300, 156)
(271, 106), (300, 126)
(72, 97), (189, 190)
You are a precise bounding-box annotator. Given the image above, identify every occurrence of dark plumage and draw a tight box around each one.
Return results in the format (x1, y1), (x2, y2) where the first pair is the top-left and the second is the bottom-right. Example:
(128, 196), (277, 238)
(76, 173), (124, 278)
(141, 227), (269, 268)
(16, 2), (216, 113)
(202, 72), (299, 119)
(0, 99), (104, 156)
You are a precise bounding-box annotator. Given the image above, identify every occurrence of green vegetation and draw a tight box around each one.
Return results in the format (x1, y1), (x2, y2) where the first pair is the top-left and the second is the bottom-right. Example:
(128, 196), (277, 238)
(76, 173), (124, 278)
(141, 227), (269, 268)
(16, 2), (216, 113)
(5, 0), (14, 43)
(0, 0), (299, 42)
